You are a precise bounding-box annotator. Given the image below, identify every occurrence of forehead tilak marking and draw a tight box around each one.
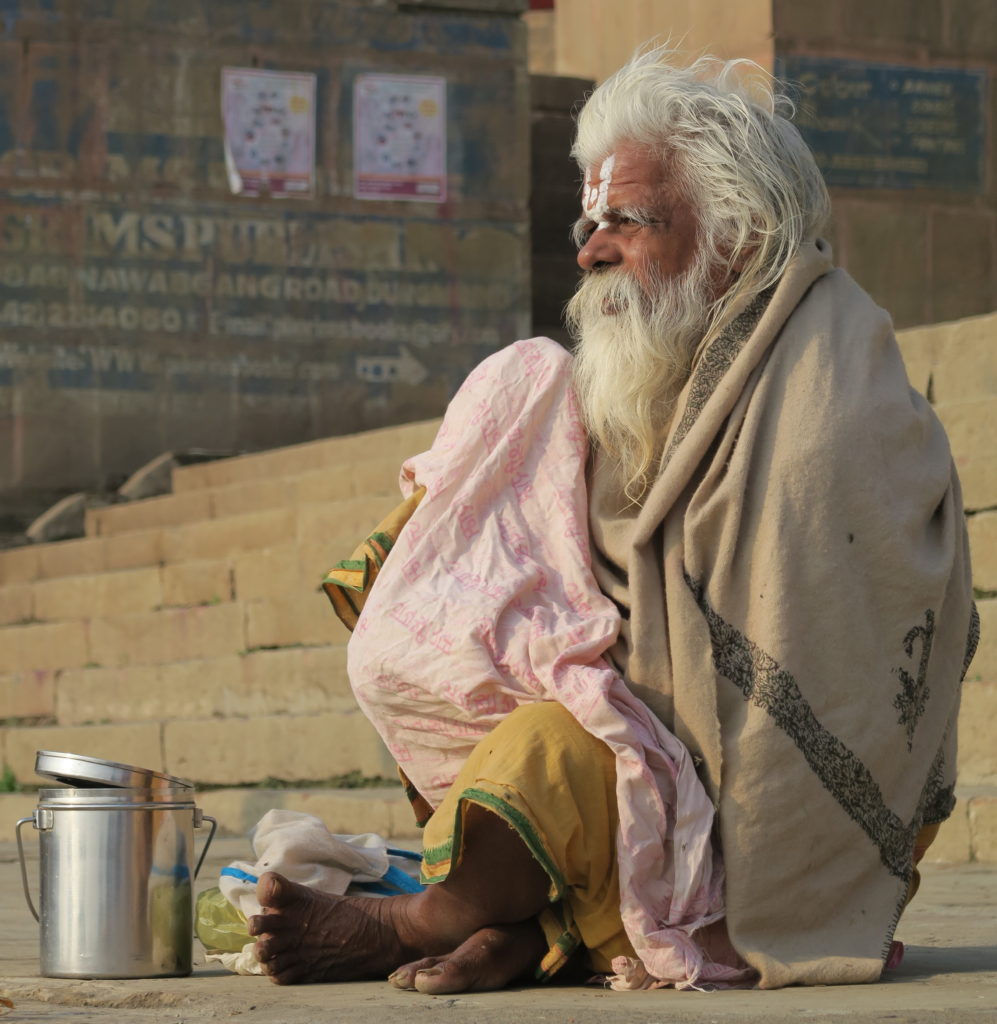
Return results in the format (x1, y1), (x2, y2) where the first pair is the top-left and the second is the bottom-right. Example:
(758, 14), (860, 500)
(583, 153), (615, 230)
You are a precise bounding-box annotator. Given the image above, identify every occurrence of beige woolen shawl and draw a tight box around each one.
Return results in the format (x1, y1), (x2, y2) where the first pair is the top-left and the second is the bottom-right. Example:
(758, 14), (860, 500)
(590, 239), (979, 988)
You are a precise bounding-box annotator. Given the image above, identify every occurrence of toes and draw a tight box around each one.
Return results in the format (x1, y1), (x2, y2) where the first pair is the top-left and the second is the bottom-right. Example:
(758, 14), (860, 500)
(246, 912), (272, 938)
(412, 959), (466, 995)
(252, 935), (278, 964)
(388, 957), (445, 990)
(260, 951), (310, 986)
(410, 923), (546, 994)
(247, 911), (295, 939)
(256, 870), (300, 908)
(252, 926), (300, 963)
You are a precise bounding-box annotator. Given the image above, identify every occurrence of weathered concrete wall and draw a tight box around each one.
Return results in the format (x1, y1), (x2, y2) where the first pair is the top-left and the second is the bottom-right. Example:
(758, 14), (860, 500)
(523, 2), (994, 335)
(774, 0), (997, 329)
(543, 0), (774, 86)
(0, 0), (530, 509)
(529, 73), (592, 344)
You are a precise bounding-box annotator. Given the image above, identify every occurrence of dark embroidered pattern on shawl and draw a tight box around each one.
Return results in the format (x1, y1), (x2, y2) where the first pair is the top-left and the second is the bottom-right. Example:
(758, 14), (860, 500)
(893, 609), (934, 752)
(961, 602), (981, 682)
(661, 286), (775, 471)
(881, 748), (953, 960)
(883, 882), (911, 963)
(685, 571), (945, 883)
(919, 743), (956, 825)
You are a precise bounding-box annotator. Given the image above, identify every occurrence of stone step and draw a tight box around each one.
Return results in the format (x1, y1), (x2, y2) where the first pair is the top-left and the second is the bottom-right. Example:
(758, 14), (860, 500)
(960, 597), (997, 789)
(1, 590), (347, 671)
(1, 542), (342, 631)
(0, 785), (419, 845)
(1, 708), (395, 790)
(925, 785), (997, 865)
(898, 311), (997, 406)
(0, 620), (91, 674)
(0, 582), (32, 627)
(897, 315), (996, 514)
(935, 396), (997, 514)
(967, 511), (996, 591)
(83, 491), (214, 538)
(52, 647), (352, 726)
(956, 455), (997, 515)
(156, 496), (396, 567)
(0, 668), (56, 720)
(0, 492), (399, 586)
(0, 584), (993, 772)
(0, 530), (165, 587)
(4, 646), (993, 778)
(959, 679), (997, 786)
(83, 453), (406, 539)
(31, 566), (164, 622)
(171, 419), (440, 494)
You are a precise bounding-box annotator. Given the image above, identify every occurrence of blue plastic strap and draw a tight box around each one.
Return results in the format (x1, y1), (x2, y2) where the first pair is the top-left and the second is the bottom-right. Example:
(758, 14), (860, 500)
(386, 847), (422, 862)
(220, 866), (260, 885)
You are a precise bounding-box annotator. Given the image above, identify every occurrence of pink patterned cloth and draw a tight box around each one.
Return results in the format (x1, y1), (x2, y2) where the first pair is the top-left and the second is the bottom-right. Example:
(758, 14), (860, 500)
(348, 337), (745, 988)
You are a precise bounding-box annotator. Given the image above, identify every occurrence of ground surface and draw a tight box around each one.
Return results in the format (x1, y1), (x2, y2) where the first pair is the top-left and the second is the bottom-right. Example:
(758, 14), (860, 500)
(1, 837), (995, 1024)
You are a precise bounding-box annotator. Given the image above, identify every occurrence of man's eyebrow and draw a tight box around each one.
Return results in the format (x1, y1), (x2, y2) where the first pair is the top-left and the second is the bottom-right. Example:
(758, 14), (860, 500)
(571, 206), (666, 245)
(611, 205), (658, 223)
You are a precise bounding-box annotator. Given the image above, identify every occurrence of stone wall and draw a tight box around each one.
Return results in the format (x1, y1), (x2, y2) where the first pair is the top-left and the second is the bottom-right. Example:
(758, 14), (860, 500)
(774, 0), (997, 329)
(896, 308), (997, 862)
(535, 0), (774, 86)
(529, 73), (592, 344)
(0, 0), (530, 511)
(523, 1), (994, 335)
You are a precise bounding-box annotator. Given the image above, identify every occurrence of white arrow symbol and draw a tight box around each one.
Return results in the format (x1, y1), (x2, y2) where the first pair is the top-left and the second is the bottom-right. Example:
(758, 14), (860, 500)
(355, 346), (428, 386)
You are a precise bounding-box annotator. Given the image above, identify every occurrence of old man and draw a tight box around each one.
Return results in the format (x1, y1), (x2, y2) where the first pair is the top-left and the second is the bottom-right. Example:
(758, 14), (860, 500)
(247, 47), (978, 993)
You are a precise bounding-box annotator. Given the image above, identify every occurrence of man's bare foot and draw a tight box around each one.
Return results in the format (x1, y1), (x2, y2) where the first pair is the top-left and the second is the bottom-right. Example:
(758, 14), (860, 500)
(248, 804), (552, 986)
(388, 921), (548, 994)
(249, 871), (424, 985)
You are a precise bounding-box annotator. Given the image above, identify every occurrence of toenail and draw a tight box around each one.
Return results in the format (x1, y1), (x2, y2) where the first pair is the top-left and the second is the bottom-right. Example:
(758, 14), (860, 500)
(416, 967), (443, 977)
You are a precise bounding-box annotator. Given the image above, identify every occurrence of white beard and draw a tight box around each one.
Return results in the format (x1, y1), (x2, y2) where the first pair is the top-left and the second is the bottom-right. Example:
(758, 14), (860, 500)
(566, 254), (713, 500)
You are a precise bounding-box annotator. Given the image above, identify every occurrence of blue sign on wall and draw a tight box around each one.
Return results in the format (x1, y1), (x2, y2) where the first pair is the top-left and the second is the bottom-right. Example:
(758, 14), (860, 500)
(777, 56), (986, 192)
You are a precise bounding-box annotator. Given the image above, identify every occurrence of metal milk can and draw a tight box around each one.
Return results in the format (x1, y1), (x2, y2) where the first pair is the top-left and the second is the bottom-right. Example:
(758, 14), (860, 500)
(15, 751), (217, 979)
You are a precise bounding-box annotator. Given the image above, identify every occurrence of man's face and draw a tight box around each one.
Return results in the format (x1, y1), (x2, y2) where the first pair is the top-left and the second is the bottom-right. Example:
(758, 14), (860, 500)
(574, 140), (699, 293)
(567, 141), (716, 496)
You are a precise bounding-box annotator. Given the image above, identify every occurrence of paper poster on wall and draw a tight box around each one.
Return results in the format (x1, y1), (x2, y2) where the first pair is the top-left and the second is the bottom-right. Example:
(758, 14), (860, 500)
(353, 73), (447, 202)
(221, 67), (316, 198)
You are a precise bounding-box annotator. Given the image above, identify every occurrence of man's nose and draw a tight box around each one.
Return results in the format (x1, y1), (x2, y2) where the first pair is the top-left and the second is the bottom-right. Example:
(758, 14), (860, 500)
(576, 229), (622, 272)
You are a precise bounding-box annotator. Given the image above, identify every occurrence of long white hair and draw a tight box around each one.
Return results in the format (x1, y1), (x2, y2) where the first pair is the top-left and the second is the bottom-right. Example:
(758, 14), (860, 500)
(569, 45), (830, 498)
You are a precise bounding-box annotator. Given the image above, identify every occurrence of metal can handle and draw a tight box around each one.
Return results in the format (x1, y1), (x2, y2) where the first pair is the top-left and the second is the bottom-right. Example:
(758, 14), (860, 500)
(15, 816), (40, 922)
(193, 813), (218, 881)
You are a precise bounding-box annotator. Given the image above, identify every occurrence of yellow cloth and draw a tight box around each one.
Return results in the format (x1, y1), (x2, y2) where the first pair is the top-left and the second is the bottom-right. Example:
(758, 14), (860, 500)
(322, 487), (426, 631)
(419, 701), (636, 977)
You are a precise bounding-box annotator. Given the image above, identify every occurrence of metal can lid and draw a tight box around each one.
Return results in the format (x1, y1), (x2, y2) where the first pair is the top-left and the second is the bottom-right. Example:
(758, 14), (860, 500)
(34, 750), (195, 790)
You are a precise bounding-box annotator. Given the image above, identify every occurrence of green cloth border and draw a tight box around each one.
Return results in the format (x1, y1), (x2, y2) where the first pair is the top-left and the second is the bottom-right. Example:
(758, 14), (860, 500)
(420, 785), (567, 900)
(323, 557), (369, 594)
(368, 531), (394, 567)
